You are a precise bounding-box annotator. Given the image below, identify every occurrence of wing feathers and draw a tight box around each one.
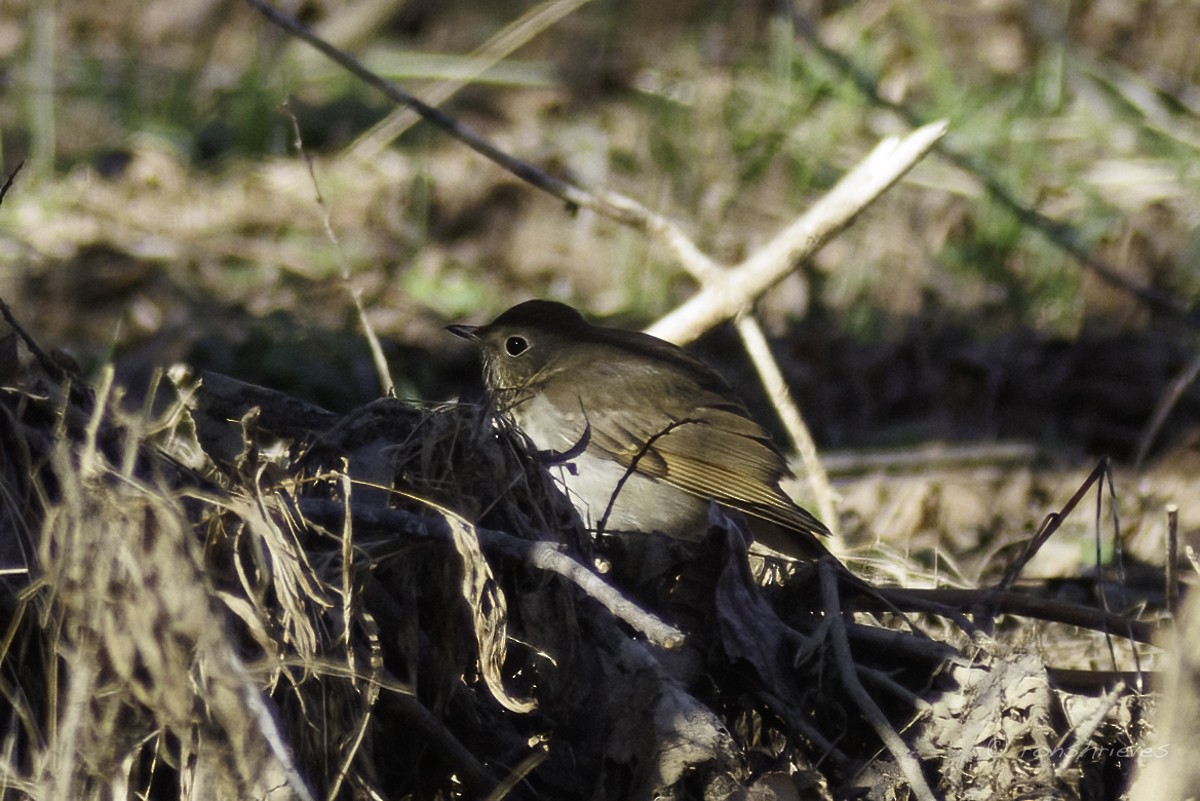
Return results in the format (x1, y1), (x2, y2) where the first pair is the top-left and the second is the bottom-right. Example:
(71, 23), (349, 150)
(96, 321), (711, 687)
(589, 399), (828, 537)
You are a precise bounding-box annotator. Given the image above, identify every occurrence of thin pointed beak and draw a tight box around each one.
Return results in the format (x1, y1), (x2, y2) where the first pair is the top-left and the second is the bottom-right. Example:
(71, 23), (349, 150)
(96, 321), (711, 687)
(446, 323), (481, 342)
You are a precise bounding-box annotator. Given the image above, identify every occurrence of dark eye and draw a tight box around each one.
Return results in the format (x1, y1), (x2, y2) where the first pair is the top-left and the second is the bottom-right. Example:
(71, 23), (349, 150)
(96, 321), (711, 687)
(504, 335), (529, 357)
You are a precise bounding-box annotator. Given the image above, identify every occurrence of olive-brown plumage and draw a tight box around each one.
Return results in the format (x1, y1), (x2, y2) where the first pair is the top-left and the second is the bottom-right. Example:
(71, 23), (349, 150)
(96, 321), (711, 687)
(449, 300), (829, 559)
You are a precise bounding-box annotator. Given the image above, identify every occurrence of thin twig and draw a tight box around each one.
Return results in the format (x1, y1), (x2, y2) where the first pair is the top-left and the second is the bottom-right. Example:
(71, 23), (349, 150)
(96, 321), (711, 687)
(381, 689), (501, 795)
(496, 538), (685, 648)
(819, 440), (1039, 475)
(1167, 504), (1180, 616)
(484, 745), (549, 801)
(992, 459), (1109, 597)
(1098, 465), (1143, 685)
(817, 560), (937, 801)
(1134, 350), (1200, 469)
(1046, 668), (1151, 694)
(0, 160), (23, 206)
(0, 296), (68, 384)
(283, 103), (396, 397)
(246, 0), (658, 231)
(1055, 682), (1125, 773)
(734, 313), (839, 537)
(343, 0), (593, 163)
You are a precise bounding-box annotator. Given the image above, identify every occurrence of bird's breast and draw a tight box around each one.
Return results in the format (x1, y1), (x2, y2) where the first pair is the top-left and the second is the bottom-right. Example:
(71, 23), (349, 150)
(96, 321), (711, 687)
(505, 390), (708, 539)
(507, 390), (588, 454)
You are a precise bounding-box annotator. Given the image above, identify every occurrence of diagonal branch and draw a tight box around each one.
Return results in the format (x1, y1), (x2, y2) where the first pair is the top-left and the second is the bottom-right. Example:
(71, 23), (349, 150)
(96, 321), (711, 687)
(244, 0), (701, 256)
(818, 559), (937, 801)
(645, 121), (947, 345)
(343, 0), (594, 163)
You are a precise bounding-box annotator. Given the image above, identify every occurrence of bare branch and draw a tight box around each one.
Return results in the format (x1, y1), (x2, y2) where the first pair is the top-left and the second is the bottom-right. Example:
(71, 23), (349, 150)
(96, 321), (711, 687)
(818, 559), (938, 801)
(296, 498), (687, 650)
(734, 314), (839, 537)
(343, 0), (594, 163)
(646, 121), (948, 345)
(245, 0), (681, 235)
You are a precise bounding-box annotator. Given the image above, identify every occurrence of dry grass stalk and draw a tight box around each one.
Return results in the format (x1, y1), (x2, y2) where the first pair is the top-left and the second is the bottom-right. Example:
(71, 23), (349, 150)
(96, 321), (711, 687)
(29, 369), (314, 800)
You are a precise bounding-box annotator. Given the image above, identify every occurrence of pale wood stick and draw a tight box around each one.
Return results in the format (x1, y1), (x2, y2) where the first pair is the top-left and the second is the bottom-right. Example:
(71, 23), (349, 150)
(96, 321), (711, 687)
(646, 121), (948, 345)
(734, 314), (840, 537)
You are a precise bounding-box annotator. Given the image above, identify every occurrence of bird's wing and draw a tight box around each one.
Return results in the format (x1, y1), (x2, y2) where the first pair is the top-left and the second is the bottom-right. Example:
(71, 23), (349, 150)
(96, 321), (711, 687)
(578, 380), (830, 540)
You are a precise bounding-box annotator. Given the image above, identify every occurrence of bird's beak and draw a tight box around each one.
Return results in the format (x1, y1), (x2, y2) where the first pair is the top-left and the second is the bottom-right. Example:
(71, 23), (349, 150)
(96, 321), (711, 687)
(446, 323), (481, 342)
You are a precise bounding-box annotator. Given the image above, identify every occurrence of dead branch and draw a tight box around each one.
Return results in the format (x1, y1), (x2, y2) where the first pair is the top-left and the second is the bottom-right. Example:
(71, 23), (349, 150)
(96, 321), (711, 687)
(0, 160), (22, 206)
(296, 497), (687, 649)
(868, 587), (1158, 646)
(817, 559), (937, 801)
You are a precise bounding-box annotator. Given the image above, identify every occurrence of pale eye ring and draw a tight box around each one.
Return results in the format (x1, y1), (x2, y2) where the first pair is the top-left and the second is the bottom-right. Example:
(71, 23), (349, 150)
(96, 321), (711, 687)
(504, 335), (529, 357)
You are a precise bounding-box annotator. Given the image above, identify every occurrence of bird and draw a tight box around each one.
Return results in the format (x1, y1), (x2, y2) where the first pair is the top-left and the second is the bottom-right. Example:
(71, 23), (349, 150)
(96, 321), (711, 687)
(448, 300), (830, 560)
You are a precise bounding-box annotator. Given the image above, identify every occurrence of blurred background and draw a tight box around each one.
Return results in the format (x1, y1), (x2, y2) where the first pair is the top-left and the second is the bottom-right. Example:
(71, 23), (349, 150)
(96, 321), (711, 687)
(1, 0), (1198, 571)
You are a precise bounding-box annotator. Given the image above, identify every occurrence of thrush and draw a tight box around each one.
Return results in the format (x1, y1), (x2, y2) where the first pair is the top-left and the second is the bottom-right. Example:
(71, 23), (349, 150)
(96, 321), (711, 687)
(448, 300), (830, 560)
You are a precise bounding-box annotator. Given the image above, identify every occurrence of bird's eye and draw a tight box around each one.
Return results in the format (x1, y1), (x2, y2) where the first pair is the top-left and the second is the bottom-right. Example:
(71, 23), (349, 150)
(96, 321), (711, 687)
(504, 335), (529, 357)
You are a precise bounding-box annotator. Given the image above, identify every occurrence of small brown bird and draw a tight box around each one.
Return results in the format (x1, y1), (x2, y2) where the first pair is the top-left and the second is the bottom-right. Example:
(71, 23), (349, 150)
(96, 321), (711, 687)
(448, 300), (829, 560)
